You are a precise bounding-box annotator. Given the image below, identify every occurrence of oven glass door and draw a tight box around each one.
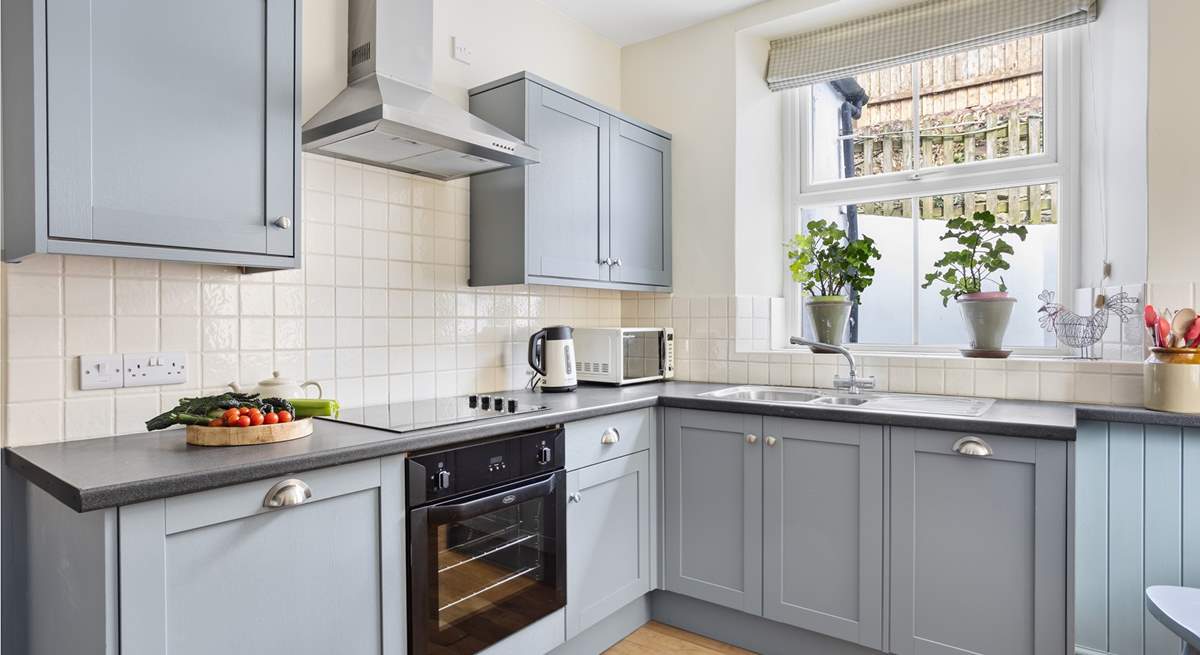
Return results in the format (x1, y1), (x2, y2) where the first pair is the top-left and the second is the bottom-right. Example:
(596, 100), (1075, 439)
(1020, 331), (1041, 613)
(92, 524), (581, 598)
(410, 471), (565, 655)
(621, 331), (664, 382)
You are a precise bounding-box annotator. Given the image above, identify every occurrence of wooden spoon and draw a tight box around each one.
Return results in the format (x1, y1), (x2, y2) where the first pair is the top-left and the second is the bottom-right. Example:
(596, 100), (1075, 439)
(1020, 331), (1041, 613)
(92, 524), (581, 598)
(1172, 308), (1197, 348)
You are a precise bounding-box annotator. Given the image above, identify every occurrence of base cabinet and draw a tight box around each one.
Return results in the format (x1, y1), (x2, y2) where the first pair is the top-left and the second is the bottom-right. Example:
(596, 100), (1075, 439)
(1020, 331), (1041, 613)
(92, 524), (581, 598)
(119, 458), (407, 655)
(762, 418), (884, 650)
(565, 450), (652, 639)
(662, 409), (763, 615)
(888, 428), (1069, 655)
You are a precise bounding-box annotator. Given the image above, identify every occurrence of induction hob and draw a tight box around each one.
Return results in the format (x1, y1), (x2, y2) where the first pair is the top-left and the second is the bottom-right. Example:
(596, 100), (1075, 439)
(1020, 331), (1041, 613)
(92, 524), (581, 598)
(318, 394), (548, 433)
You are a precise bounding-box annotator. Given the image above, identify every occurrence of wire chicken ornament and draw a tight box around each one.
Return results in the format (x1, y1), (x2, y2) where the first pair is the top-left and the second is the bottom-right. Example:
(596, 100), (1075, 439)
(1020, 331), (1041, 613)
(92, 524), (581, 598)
(1037, 290), (1139, 359)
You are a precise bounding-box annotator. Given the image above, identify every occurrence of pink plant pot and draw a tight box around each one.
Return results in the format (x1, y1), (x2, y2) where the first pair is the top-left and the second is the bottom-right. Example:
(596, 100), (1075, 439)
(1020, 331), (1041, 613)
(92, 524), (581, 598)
(959, 291), (1010, 301)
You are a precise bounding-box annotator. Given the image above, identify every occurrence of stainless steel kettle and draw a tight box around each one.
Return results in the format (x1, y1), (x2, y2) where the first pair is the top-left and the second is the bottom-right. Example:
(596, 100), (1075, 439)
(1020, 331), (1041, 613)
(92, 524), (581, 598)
(528, 326), (577, 392)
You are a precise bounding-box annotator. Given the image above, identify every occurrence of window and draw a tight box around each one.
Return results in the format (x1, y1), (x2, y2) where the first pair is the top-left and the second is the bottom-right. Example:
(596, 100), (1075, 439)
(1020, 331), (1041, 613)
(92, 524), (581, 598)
(786, 33), (1076, 352)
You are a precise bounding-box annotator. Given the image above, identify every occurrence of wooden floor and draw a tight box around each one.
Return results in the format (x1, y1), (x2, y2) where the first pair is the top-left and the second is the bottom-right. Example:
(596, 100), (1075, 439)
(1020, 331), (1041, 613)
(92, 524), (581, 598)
(603, 621), (756, 654)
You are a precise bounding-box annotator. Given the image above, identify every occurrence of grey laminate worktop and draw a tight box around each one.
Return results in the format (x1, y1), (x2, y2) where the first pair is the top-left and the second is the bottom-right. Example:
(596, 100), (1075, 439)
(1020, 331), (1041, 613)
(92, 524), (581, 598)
(5, 382), (1083, 512)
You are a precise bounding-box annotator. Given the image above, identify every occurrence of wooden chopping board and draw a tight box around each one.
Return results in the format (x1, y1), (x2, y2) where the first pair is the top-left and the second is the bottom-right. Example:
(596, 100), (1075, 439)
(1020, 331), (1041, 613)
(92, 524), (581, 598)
(186, 418), (314, 447)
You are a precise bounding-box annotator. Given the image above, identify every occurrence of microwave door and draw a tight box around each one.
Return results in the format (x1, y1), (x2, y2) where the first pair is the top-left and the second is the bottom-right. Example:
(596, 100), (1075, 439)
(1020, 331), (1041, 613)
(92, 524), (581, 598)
(620, 332), (664, 385)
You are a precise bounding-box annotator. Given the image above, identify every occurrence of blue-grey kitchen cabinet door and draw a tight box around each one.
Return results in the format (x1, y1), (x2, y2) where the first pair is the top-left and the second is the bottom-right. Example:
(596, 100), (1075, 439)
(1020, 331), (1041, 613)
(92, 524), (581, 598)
(889, 428), (1069, 655)
(45, 0), (297, 259)
(608, 119), (671, 287)
(762, 418), (884, 650)
(118, 458), (406, 655)
(525, 83), (608, 282)
(663, 409), (763, 615)
(566, 450), (652, 639)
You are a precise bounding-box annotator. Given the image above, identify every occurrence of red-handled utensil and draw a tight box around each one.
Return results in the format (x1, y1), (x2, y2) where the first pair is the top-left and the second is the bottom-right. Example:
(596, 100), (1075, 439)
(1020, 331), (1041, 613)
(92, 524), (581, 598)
(1158, 316), (1172, 348)
(1187, 317), (1200, 348)
(1145, 304), (1158, 328)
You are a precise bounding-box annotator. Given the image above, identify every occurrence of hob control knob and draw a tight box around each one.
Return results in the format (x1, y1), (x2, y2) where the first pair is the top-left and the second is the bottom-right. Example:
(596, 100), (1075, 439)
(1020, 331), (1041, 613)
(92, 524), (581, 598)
(434, 469), (452, 490)
(536, 445), (553, 465)
(507, 399), (519, 413)
(493, 396), (504, 410)
(468, 395), (478, 408)
(481, 396), (491, 410)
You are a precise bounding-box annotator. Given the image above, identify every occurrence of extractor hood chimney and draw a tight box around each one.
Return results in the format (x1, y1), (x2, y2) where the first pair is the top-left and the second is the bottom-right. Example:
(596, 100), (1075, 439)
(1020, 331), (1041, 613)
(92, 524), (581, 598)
(301, 0), (540, 180)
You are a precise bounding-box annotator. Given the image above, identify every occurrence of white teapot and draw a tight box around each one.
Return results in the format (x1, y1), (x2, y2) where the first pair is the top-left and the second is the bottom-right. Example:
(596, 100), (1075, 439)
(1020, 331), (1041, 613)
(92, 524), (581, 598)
(229, 371), (322, 399)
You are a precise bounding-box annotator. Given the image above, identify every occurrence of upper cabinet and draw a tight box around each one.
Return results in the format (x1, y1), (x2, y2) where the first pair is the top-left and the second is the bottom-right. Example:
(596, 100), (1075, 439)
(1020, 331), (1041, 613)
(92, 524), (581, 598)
(2, 0), (300, 269)
(468, 72), (672, 292)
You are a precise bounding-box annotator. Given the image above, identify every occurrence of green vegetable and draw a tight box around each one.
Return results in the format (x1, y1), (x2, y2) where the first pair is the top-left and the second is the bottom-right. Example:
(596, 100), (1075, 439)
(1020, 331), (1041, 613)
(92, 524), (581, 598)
(289, 398), (340, 418)
(260, 397), (296, 416)
(176, 413), (213, 426)
(145, 392), (261, 431)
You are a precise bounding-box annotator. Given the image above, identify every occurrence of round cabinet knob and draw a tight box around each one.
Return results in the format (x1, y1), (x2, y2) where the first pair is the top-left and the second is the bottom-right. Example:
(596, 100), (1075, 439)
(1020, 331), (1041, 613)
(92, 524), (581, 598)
(745, 434), (758, 445)
(765, 436), (778, 447)
(600, 428), (620, 445)
(273, 216), (292, 230)
(613, 258), (623, 268)
(568, 492), (583, 503)
(262, 479), (311, 508)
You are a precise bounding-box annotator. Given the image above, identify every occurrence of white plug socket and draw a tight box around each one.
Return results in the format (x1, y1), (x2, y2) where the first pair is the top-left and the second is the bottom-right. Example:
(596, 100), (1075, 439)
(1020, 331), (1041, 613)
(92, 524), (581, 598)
(451, 36), (472, 64)
(123, 352), (188, 388)
(79, 355), (125, 390)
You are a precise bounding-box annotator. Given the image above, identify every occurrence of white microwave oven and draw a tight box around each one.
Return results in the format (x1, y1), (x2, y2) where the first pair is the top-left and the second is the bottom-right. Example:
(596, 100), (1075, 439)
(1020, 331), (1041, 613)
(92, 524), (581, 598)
(573, 327), (674, 385)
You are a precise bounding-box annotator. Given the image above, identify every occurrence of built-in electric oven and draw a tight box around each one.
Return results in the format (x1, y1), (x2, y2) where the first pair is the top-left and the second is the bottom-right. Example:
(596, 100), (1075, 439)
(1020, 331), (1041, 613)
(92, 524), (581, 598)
(407, 426), (566, 655)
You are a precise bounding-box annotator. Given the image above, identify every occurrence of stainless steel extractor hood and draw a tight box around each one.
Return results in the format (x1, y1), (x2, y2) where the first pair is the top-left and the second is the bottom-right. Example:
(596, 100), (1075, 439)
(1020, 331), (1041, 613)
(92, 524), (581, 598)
(302, 0), (539, 180)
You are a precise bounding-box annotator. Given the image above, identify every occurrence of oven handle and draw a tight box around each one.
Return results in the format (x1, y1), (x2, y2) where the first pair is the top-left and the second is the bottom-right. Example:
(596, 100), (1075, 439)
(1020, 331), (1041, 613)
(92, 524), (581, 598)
(427, 473), (558, 524)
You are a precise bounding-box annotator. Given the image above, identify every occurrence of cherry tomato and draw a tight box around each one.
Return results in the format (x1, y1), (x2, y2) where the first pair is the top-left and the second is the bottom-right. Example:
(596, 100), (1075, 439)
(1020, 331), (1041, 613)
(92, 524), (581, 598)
(222, 408), (241, 423)
(249, 412), (264, 426)
(277, 411), (292, 423)
(238, 407), (251, 416)
(263, 412), (279, 425)
(208, 419), (224, 427)
(236, 415), (251, 428)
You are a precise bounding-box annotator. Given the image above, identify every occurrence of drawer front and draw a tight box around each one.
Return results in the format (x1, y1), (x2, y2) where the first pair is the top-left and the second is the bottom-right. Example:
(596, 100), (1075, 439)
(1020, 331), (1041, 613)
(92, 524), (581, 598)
(565, 408), (653, 470)
(163, 458), (382, 535)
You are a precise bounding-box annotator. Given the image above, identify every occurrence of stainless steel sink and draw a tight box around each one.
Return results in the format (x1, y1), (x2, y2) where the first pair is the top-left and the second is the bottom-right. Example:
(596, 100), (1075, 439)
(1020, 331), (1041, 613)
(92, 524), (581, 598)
(700, 386), (824, 403)
(699, 385), (995, 417)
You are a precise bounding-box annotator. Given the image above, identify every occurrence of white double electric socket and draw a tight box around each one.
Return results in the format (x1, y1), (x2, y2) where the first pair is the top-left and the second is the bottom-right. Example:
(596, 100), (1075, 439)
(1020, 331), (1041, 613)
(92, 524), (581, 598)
(123, 352), (188, 388)
(79, 354), (125, 390)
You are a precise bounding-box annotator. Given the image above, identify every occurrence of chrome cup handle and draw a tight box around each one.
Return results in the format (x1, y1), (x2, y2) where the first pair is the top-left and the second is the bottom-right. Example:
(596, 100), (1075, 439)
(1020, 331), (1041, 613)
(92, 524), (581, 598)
(601, 428), (620, 445)
(263, 479), (312, 508)
(952, 436), (994, 457)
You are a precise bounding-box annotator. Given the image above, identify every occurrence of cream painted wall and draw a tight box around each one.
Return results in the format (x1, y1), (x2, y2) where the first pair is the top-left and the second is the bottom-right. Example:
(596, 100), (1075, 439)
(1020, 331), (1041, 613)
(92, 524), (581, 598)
(1147, 0), (1200, 282)
(302, 0), (622, 124)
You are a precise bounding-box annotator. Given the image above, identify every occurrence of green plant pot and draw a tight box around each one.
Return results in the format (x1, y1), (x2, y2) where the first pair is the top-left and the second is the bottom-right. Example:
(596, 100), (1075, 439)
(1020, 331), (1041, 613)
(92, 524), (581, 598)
(806, 296), (852, 351)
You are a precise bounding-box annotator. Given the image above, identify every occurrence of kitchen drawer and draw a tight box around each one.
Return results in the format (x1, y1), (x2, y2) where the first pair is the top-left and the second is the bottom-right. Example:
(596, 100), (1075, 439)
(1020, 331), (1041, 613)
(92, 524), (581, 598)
(162, 459), (382, 534)
(565, 408), (653, 471)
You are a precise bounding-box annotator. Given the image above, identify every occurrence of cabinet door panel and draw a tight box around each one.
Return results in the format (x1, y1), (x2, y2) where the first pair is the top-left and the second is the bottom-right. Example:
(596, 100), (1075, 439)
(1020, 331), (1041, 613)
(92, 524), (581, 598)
(763, 418), (883, 649)
(46, 0), (293, 254)
(566, 450), (651, 638)
(526, 84), (607, 281)
(890, 429), (1068, 655)
(663, 409), (762, 615)
(608, 120), (671, 287)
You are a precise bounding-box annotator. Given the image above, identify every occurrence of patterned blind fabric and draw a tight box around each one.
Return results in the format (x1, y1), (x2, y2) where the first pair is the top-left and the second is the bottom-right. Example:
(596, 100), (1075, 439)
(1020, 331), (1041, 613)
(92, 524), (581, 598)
(765, 0), (1097, 91)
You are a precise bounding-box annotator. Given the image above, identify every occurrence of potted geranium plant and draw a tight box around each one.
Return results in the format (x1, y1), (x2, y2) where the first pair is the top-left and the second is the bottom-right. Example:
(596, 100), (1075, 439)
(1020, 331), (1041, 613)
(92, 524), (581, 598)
(921, 210), (1028, 356)
(786, 219), (881, 349)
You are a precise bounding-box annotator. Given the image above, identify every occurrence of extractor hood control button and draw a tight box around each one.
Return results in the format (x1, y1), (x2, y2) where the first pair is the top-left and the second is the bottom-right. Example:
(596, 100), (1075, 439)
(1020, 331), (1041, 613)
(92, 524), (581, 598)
(507, 399), (518, 413)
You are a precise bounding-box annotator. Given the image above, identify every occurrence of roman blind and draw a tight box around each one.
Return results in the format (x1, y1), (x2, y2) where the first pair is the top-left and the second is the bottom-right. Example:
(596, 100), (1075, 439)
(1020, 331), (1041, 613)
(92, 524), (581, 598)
(765, 0), (1097, 91)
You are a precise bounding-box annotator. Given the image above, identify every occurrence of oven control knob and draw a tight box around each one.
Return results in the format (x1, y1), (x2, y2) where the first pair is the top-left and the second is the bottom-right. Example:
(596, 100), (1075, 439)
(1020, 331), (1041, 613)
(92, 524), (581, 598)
(468, 394), (478, 408)
(507, 399), (519, 413)
(434, 469), (452, 490)
(536, 445), (553, 465)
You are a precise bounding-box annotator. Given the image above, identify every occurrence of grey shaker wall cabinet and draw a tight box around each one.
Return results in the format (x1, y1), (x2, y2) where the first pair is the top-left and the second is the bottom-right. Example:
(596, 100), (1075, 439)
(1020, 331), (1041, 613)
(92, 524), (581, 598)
(5, 457), (406, 655)
(1, 0), (301, 269)
(762, 418), (885, 650)
(565, 450), (652, 640)
(662, 409), (764, 615)
(889, 428), (1069, 655)
(468, 72), (672, 292)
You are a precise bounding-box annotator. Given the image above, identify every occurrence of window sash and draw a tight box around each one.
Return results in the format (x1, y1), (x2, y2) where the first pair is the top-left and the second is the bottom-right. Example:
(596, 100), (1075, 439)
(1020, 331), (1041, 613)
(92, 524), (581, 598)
(783, 32), (1079, 356)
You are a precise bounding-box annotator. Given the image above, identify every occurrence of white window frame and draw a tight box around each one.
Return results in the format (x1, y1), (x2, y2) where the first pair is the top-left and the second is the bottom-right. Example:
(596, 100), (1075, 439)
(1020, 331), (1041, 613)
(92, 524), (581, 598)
(783, 31), (1081, 356)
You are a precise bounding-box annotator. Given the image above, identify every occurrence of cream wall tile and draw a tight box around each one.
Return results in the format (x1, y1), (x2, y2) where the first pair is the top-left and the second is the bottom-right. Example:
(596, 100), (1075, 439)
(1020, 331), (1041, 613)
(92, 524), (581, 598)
(7, 401), (64, 445)
(65, 397), (113, 440)
(115, 317), (158, 352)
(161, 317), (201, 352)
(8, 359), (64, 402)
(10, 317), (63, 357)
(66, 317), (114, 356)
(115, 279), (159, 315)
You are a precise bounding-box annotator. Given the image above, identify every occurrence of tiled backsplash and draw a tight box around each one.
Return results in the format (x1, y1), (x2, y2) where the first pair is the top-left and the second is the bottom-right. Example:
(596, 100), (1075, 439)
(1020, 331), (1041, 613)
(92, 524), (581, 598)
(2, 154), (621, 447)
(620, 292), (1147, 406)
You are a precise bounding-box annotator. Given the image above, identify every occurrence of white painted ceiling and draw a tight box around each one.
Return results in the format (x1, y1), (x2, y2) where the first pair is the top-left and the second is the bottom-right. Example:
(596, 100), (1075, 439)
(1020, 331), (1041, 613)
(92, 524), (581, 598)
(541, 0), (768, 46)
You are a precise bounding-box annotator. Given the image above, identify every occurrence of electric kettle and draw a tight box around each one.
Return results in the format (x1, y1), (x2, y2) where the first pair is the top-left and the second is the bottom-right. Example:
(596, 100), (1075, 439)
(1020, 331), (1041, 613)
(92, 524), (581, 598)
(528, 326), (577, 392)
